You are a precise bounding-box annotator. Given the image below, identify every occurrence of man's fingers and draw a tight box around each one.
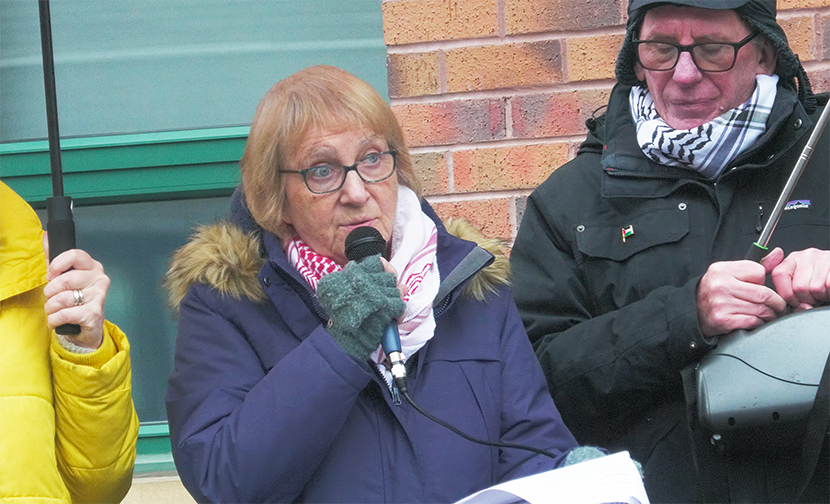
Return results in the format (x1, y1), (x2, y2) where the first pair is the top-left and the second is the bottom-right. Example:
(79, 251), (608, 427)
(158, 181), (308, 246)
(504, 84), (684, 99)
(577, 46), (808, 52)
(697, 259), (788, 337)
(771, 248), (830, 308)
(743, 282), (788, 315)
(708, 259), (767, 285)
(760, 247), (784, 274)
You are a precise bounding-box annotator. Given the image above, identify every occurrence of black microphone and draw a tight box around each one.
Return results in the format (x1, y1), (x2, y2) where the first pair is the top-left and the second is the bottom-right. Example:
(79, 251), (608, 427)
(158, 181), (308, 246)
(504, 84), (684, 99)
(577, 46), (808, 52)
(344, 226), (387, 261)
(344, 227), (407, 392)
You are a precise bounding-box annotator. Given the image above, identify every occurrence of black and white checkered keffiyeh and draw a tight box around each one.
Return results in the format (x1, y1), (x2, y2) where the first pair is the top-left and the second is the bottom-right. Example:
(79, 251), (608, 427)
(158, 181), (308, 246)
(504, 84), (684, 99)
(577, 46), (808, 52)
(630, 74), (778, 180)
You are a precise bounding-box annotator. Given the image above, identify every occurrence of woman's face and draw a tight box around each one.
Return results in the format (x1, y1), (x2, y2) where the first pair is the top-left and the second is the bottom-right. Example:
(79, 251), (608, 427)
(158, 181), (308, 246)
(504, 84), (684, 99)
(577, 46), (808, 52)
(282, 127), (398, 265)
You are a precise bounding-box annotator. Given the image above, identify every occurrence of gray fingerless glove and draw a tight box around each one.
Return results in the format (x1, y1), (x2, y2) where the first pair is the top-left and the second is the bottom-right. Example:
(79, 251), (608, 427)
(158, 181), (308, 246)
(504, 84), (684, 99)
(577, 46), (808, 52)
(563, 446), (644, 479)
(316, 255), (406, 359)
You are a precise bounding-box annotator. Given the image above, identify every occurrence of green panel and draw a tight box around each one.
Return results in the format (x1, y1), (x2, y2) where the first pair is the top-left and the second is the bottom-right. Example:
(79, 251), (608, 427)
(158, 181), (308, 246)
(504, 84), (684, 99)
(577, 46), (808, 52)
(0, 0), (387, 142)
(136, 423), (175, 475)
(33, 195), (234, 428)
(0, 128), (247, 205)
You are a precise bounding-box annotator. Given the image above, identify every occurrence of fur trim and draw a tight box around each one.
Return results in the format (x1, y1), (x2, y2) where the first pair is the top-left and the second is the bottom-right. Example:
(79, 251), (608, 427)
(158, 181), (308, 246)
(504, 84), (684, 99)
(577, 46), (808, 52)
(444, 218), (511, 301)
(165, 223), (266, 312)
(164, 218), (510, 310)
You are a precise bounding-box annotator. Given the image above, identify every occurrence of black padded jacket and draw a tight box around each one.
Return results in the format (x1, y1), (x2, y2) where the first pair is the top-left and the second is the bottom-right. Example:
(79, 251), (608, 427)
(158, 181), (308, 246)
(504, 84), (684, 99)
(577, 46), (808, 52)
(511, 83), (829, 502)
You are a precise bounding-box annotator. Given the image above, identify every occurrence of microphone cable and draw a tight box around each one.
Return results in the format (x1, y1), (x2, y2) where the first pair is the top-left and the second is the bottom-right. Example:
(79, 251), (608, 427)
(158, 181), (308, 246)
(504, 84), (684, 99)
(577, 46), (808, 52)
(344, 226), (560, 462)
(399, 384), (559, 461)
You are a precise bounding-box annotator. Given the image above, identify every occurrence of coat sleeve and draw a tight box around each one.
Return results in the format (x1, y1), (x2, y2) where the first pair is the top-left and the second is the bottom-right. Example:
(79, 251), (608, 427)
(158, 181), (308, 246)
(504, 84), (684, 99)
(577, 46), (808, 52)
(510, 191), (713, 445)
(165, 285), (375, 503)
(51, 320), (139, 504)
(495, 290), (578, 482)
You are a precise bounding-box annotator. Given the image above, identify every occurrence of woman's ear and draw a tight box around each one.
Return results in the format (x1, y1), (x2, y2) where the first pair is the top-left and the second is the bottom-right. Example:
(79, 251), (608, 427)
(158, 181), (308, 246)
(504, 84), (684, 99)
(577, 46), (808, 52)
(282, 196), (294, 226)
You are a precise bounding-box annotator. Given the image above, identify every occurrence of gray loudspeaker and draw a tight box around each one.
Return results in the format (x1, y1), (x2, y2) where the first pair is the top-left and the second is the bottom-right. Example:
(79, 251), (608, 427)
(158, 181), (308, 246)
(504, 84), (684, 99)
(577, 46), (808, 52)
(696, 306), (830, 448)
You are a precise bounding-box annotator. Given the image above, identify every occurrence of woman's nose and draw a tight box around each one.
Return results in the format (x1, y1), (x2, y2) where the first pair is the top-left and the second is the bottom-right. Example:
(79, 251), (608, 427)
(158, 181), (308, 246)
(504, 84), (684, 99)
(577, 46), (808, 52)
(338, 169), (370, 204)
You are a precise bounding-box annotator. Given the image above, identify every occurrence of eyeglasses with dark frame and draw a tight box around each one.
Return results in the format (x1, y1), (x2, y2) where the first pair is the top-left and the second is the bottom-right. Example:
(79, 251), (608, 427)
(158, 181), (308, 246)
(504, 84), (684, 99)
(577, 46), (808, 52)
(633, 30), (761, 72)
(280, 150), (398, 194)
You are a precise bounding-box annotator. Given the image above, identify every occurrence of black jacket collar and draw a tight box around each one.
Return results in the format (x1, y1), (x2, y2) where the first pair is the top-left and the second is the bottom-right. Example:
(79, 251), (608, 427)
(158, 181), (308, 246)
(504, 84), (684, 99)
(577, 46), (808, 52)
(591, 83), (808, 198)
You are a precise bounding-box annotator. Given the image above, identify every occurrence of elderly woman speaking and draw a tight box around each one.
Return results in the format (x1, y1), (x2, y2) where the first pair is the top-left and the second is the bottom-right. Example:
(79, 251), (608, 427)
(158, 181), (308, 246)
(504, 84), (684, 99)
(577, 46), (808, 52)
(164, 65), (578, 503)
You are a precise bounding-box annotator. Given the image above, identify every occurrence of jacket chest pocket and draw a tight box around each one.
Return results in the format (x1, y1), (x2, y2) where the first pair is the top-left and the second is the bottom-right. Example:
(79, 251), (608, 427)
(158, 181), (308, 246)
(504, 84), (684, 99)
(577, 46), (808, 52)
(574, 206), (692, 310)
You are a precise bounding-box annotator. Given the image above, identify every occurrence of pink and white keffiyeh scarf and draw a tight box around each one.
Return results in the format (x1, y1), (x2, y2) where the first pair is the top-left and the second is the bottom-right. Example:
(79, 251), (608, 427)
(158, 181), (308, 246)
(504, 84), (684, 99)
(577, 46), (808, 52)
(286, 185), (440, 363)
(285, 239), (341, 291)
(383, 185), (439, 360)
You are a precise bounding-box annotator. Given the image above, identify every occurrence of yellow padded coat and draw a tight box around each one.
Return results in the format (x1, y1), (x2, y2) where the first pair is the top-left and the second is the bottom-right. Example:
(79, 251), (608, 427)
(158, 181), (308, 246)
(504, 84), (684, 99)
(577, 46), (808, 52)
(0, 181), (138, 503)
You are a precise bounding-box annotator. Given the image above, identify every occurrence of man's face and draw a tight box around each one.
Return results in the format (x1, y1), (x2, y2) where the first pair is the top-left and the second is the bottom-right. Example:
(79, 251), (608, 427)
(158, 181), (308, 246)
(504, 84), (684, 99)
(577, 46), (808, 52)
(634, 6), (776, 130)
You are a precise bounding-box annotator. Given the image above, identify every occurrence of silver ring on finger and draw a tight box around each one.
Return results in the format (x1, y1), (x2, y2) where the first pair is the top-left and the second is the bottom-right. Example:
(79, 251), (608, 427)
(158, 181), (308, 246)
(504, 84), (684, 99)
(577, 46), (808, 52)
(73, 289), (84, 306)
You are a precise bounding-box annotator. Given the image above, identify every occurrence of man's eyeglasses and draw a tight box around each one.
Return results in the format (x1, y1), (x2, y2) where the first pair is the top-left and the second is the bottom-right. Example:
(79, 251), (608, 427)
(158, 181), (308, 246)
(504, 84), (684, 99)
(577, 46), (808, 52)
(633, 30), (760, 72)
(280, 150), (397, 194)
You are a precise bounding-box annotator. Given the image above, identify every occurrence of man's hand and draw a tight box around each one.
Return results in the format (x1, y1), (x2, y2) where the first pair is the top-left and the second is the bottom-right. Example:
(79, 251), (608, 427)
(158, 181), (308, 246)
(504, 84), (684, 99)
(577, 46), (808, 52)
(770, 247), (830, 312)
(696, 250), (788, 338)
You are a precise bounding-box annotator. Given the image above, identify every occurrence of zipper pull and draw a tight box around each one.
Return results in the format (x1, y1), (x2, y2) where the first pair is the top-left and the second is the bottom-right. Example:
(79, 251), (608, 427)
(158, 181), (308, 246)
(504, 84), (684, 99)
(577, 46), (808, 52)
(390, 382), (402, 406)
(755, 203), (764, 233)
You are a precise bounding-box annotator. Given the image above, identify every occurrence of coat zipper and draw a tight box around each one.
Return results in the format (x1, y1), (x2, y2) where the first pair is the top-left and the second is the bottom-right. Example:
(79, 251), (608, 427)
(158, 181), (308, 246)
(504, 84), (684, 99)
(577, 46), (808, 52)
(373, 361), (402, 406)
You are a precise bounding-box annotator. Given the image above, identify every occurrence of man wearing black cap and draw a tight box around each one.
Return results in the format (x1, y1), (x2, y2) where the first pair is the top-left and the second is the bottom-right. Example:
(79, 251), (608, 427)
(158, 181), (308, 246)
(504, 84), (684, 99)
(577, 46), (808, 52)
(511, 0), (828, 501)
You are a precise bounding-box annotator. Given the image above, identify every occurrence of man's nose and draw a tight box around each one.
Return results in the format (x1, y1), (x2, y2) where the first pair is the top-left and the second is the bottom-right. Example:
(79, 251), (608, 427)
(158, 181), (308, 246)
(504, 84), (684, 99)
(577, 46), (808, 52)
(672, 51), (704, 84)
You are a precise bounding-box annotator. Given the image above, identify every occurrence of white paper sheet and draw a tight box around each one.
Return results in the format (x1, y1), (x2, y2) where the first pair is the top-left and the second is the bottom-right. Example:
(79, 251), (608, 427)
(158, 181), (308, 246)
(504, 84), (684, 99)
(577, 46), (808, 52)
(455, 451), (649, 504)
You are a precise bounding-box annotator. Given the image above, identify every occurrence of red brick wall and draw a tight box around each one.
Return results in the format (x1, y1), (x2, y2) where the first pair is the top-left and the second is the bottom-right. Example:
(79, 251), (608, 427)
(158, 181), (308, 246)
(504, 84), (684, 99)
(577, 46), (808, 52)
(382, 0), (830, 242)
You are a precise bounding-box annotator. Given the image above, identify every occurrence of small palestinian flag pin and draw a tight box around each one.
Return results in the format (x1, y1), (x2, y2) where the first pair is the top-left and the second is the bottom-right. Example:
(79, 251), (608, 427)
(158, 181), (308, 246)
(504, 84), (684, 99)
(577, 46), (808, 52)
(622, 225), (634, 243)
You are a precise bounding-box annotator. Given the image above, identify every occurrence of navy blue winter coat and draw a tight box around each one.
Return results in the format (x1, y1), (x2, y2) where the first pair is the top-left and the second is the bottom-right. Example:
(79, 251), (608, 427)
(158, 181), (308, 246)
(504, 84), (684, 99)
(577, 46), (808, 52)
(165, 198), (578, 503)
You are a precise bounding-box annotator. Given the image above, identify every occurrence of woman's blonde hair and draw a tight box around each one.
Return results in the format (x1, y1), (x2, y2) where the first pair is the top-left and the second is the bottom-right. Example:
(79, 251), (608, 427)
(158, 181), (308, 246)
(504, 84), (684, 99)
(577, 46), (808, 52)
(240, 65), (420, 237)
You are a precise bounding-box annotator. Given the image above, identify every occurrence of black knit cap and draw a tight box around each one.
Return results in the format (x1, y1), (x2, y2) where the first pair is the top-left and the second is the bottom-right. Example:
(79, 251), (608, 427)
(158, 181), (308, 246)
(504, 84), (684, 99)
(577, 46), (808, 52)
(615, 0), (815, 112)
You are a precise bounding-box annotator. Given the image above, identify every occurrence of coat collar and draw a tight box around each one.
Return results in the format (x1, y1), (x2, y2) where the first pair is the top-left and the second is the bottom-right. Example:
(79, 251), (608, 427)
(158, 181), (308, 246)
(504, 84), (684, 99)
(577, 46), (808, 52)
(596, 83), (809, 199)
(256, 199), (500, 313)
(0, 182), (47, 301)
(165, 189), (509, 312)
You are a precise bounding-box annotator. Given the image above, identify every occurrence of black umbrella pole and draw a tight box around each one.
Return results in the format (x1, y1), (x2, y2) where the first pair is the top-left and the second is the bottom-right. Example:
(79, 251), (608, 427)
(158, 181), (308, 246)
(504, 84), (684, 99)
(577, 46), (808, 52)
(39, 0), (80, 335)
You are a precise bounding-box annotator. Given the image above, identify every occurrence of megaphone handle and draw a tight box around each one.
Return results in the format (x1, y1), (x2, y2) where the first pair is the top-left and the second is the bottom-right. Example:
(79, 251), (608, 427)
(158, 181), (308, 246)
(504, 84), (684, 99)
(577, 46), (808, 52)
(745, 242), (768, 262)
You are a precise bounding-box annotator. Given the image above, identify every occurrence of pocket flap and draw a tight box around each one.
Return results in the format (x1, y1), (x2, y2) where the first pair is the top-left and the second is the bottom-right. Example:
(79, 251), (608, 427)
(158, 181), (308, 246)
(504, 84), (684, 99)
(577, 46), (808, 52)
(575, 207), (689, 261)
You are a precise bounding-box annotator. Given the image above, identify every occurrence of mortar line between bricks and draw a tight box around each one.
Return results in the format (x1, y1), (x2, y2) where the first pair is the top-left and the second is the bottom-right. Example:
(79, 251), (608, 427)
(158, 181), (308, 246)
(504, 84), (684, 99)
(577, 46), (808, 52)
(777, 7), (830, 18)
(446, 149), (455, 193)
(386, 27), (626, 54)
(497, 0), (506, 39)
(804, 61), (830, 71)
(425, 190), (533, 203)
(509, 197), (518, 242)
(438, 51), (447, 94)
(407, 136), (587, 153)
(389, 80), (616, 105)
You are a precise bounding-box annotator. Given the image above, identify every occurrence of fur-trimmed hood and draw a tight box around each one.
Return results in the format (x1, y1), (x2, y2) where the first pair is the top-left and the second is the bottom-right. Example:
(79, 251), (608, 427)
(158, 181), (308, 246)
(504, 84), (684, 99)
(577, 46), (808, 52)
(165, 217), (510, 312)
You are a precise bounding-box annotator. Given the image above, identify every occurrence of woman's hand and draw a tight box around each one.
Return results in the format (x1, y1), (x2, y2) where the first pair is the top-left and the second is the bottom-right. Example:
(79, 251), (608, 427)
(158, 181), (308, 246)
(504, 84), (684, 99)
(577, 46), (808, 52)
(379, 257), (409, 305)
(317, 255), (405, 358)
(42, 233), (110, 349)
